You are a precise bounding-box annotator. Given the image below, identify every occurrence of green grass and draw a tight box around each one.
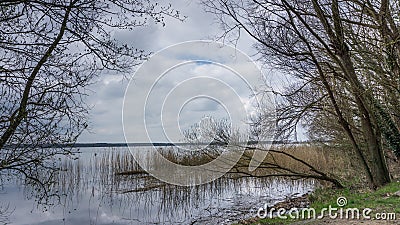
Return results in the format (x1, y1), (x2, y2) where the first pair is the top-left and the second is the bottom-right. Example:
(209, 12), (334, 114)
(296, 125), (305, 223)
(309, 182), (400, 214)
(244, 182), (400, 225)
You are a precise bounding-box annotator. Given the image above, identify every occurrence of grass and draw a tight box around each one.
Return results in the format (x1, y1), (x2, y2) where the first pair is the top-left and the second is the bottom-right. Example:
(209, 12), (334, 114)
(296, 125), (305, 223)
(156, 144), (356, 182)
(244, 182), (400, 225)
(100, 144), (358, 185)
(309, 182), (400, 215)
(242, 144), (352, 177)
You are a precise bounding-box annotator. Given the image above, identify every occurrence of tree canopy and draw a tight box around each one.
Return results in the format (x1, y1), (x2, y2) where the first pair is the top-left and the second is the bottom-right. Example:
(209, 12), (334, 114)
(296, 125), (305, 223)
(0, 0), (180, 188)
(204, 0), (400, 188)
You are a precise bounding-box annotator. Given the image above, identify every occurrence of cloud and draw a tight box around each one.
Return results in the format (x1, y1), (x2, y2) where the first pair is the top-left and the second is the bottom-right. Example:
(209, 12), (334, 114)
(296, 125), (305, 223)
(79, 74), (127, 142)
(78, 0), (261, 143)
(121, 41), (265, 143)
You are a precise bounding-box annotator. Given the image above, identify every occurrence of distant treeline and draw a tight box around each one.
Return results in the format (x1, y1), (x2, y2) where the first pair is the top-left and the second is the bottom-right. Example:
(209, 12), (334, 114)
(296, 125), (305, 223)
(4, 140), (327, 149)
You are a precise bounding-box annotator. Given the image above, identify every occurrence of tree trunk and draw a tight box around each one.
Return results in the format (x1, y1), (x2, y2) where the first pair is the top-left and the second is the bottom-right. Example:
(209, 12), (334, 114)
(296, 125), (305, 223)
(340, 51), (391, 188)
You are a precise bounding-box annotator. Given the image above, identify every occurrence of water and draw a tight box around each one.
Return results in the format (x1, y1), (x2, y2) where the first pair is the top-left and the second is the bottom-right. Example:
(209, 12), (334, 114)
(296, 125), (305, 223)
(0, 147), (316, 225)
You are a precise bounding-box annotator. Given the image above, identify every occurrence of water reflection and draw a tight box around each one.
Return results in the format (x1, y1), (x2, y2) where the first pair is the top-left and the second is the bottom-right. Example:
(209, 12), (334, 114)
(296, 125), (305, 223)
(0, 147), (316, 224)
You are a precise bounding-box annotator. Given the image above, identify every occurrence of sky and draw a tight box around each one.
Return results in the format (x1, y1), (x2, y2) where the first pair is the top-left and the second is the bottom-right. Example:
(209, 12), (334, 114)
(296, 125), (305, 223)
(77, 0), (282, 143)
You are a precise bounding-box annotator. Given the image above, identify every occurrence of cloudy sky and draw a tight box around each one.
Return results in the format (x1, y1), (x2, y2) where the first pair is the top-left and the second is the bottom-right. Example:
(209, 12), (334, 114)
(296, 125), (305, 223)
(77, 0), (280, 143)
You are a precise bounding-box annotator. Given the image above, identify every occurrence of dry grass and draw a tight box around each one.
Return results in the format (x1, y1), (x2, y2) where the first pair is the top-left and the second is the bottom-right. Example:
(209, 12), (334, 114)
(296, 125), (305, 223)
(77, 144), (399, 188)
(104, 144), (357, 183)
(247, 144), (353, 176)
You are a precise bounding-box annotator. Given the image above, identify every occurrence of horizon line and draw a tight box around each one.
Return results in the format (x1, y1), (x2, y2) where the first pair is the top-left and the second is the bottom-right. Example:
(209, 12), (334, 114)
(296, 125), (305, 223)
(4, 140), (327, 148)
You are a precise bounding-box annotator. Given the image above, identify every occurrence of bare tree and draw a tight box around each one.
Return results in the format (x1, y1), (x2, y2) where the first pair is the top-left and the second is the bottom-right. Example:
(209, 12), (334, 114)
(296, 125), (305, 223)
(203, 0), (400, 188)
(0, 0), (181, 189)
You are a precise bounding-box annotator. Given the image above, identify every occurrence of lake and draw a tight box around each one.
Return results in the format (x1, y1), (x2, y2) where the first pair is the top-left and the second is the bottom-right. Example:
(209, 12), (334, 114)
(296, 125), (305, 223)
(0, 147), (317, 224)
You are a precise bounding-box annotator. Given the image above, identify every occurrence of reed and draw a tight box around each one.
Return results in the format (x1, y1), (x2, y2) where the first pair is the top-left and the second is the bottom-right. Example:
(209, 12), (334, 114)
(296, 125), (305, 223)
(102, 144), (357, 182)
